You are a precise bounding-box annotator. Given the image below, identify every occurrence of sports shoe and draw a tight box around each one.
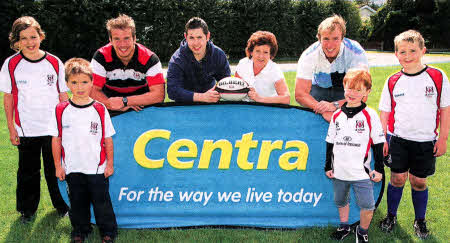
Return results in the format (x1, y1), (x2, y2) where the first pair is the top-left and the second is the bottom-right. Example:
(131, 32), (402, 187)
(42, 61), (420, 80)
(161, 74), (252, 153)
(57, 208), (69, 218)
(414, 219), (429, 239)
(356, 226), (369, 243)
(20, 212), (35, 223)
(379, 214), (396, 232)
(330, 226), (351, 240)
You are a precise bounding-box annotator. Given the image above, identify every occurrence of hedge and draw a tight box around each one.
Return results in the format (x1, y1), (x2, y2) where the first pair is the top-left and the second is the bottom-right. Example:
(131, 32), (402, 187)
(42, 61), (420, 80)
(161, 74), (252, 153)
(1, 0), (363, 63)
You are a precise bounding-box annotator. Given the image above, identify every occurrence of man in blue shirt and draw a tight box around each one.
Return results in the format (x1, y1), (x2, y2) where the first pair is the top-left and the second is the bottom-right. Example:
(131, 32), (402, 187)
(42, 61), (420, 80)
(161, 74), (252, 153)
(167, 17), (231, 103)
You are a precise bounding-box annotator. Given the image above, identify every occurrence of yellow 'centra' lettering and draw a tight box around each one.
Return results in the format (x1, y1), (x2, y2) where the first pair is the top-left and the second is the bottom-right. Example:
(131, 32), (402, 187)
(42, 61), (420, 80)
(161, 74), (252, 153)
(133, 130), (309, 171)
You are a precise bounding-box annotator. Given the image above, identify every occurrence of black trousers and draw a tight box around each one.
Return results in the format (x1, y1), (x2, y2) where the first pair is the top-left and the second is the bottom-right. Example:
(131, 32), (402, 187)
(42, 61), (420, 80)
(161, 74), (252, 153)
(17, 136), (68, 215)
(66, 173), (117, 238)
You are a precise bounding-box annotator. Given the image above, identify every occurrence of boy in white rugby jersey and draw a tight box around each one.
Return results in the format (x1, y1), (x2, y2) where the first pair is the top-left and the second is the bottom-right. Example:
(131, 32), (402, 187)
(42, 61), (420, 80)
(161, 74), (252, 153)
(378, 30), (450, 239)
(50, 58), (117, 243)
(325, 69), (385, 243)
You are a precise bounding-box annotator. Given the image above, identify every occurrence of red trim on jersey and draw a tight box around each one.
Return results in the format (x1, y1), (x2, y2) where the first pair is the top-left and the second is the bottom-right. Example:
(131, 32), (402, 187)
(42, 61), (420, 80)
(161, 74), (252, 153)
(98, 44), (114, 63)
(104, 83), (148, 93)
(136, 43), (154, 65)
(8, 54), (24, 128)
(361, 109), (373, 159)
(45, 54), (60, 93)
(332, 110), (342, 123)
(93, 73), (107, 87)
(146, 73), (165, 86)
(387, 71), (403, 134)
(55, 101), (70, 162)
(93, 102), (107, 166)
(425, 67), (443, 137)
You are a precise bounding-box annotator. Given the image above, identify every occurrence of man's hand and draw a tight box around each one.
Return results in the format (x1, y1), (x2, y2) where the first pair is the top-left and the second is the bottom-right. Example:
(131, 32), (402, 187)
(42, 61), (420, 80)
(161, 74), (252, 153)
(370, 170), (382, 182)
(197, 87), (220, 103)
(314, 101), (336, 114)
(108, 97), (125, 110)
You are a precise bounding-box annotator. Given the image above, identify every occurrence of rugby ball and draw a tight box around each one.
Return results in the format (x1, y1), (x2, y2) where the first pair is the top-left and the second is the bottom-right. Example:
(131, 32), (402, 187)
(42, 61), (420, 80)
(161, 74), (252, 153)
(215, 77), (250, 101)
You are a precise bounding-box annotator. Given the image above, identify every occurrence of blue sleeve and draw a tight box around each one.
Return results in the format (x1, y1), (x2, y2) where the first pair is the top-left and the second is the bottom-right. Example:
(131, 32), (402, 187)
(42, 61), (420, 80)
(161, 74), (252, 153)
(167, 59), (194, 102)
(215, 50), (231, 81)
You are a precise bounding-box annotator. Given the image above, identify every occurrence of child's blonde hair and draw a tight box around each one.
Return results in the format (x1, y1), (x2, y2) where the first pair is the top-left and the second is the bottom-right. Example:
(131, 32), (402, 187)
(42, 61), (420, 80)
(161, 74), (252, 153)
(394, 30), (425, 52)
(343, 69), (372, 90)
(64, 58), (93, 81)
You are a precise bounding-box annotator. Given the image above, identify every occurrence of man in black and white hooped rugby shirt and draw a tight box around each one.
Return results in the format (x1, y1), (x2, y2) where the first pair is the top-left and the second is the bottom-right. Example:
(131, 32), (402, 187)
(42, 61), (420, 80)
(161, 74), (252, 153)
(90, 14), (165, 114)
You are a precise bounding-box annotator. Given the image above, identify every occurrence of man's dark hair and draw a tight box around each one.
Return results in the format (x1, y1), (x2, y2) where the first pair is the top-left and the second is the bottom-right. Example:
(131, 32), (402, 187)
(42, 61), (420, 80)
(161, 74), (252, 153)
(185, 17), (209, 35)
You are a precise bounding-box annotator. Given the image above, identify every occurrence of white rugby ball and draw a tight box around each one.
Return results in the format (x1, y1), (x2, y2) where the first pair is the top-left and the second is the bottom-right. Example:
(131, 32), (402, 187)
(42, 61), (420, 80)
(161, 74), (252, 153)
(215, 77), (249, 101)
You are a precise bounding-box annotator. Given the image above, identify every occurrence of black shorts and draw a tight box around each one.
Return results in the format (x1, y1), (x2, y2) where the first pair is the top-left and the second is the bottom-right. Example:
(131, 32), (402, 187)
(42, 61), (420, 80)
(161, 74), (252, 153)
(388, 136), (436, 178)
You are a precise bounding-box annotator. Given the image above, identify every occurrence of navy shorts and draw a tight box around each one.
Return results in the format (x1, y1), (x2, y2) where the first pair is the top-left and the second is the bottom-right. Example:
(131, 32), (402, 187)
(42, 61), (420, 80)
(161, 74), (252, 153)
(332, 179), (375, 211)
(388, 136), (436, 178)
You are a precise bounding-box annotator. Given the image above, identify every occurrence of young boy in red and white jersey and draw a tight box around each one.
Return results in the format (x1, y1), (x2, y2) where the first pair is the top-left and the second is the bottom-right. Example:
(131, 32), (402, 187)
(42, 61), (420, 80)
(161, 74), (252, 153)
(50, 58), (117, 243)
(325, 69), (385, 243)
(378, 30), (450, 239)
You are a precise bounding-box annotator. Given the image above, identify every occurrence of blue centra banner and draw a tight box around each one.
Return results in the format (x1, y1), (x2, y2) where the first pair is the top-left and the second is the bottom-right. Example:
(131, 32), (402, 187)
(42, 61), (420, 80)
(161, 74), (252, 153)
(59, 103), (384, 228)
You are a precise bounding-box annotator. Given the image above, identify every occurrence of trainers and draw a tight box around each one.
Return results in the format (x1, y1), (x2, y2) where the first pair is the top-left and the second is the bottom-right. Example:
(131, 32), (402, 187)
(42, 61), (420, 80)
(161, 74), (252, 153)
(379, 214), (396, 232)
(414, 219), (429, 239)
(330, 226), (351, 240)
(102, 235), (114, 243)
(57, 208), (69, 218)
(20, 212), (35, 223)
(356, 226), (369, 243)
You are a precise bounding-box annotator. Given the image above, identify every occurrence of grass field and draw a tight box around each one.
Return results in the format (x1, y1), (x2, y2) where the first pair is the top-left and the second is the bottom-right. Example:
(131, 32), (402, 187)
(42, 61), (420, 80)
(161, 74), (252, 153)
(0, 63), (449, 242)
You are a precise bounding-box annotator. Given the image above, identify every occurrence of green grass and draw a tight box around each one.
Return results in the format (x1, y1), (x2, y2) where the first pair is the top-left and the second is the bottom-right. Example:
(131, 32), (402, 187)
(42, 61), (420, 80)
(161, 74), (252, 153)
(1, 63), (449, 242)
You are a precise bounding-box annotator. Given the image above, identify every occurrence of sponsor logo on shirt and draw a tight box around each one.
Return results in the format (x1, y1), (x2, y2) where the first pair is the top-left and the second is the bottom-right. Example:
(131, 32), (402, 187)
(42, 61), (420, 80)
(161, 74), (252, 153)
(17, 80), (27, 84)
(90, 121), (98, 135)
(343, 136), (352, 142)
(425, 86), (435, 97)
(47, 74), (55, 86)
(335, 141), (361, 147)
(355, 120), (365, 133)
(62, 125), (70, 129)
(394, 93), (405, 98)
(335, 122), (340, 131)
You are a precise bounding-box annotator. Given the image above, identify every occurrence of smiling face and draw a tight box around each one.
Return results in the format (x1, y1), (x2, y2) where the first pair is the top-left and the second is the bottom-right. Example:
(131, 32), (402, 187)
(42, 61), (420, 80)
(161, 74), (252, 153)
(344, 82), (370, 107)
(251, 44), (271, 70)
(18, 27), (44, 59)
(110, 27), (136, 65)
(185, 28), (210, 61)
(319, 28), (343, 62)
(67, 73), (93, 102)
(395, 40), (426, 74)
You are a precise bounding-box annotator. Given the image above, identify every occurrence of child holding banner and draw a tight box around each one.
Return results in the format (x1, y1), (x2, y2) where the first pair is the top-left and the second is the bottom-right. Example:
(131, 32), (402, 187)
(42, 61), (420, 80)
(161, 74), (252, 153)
(50, 58), (117, 243)
(378, 30), (450, 239)
(325, 69), (385, 243)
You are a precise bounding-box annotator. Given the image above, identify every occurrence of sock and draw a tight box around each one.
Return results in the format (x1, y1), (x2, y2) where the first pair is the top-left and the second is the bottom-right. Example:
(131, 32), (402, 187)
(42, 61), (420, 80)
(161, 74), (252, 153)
(339, 222), (349, 230)
(358, 225), (368, 235)
(412, 187), (428, 220)
(387, 183), (404, 216)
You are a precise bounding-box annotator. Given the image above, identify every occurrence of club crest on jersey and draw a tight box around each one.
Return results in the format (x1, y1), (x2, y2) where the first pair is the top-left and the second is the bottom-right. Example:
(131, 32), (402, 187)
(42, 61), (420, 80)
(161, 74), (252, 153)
(335, 121), (341, 131)
(47, 74), (55, 86)
(90, 122), (98, 135)
(425, 86), (435, 97)
(355, 120), (365, 133)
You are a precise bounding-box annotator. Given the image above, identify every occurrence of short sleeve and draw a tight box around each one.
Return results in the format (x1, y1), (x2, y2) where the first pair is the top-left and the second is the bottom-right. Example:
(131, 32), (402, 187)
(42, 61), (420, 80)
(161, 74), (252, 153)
(369, 108), (386, 145)
(91, 54), (107, 88)
(348, 42), (369, 70)
(104, 106), (116, 138)
(296, 50), (314, 80)
(48, 106), (59, 137)
(440, 71), (450, 108)
(378, 77), (392, 112)
(57, 57), (69, 93)
(0, 58), (12, 93)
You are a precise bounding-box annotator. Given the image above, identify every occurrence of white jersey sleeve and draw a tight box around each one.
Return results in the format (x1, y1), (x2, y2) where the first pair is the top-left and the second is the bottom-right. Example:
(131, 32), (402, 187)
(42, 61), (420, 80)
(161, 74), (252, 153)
(0, 58), (12, 93)
(57, 57), (69, 93)
(296, 47), (315, 80)
(368, 107), (386, 144)
(348, 41), (369, 70)
(378, 77), (392, 112)
(440, 71), (450, 108)
(104, 105), (116, 138)
(48, 106), (58, 137)
(91, 58), (107, 78)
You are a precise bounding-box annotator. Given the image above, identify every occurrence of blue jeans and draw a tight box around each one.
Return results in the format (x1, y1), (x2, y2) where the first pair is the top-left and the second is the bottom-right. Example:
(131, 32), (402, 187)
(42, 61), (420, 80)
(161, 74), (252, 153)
(332, 178), (375, 211)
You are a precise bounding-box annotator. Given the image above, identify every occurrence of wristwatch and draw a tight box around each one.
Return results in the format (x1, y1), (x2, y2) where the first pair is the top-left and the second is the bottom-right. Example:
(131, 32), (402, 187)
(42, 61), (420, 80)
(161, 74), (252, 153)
(333, 101), (339, 110)
(122, 96), (128, 107)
